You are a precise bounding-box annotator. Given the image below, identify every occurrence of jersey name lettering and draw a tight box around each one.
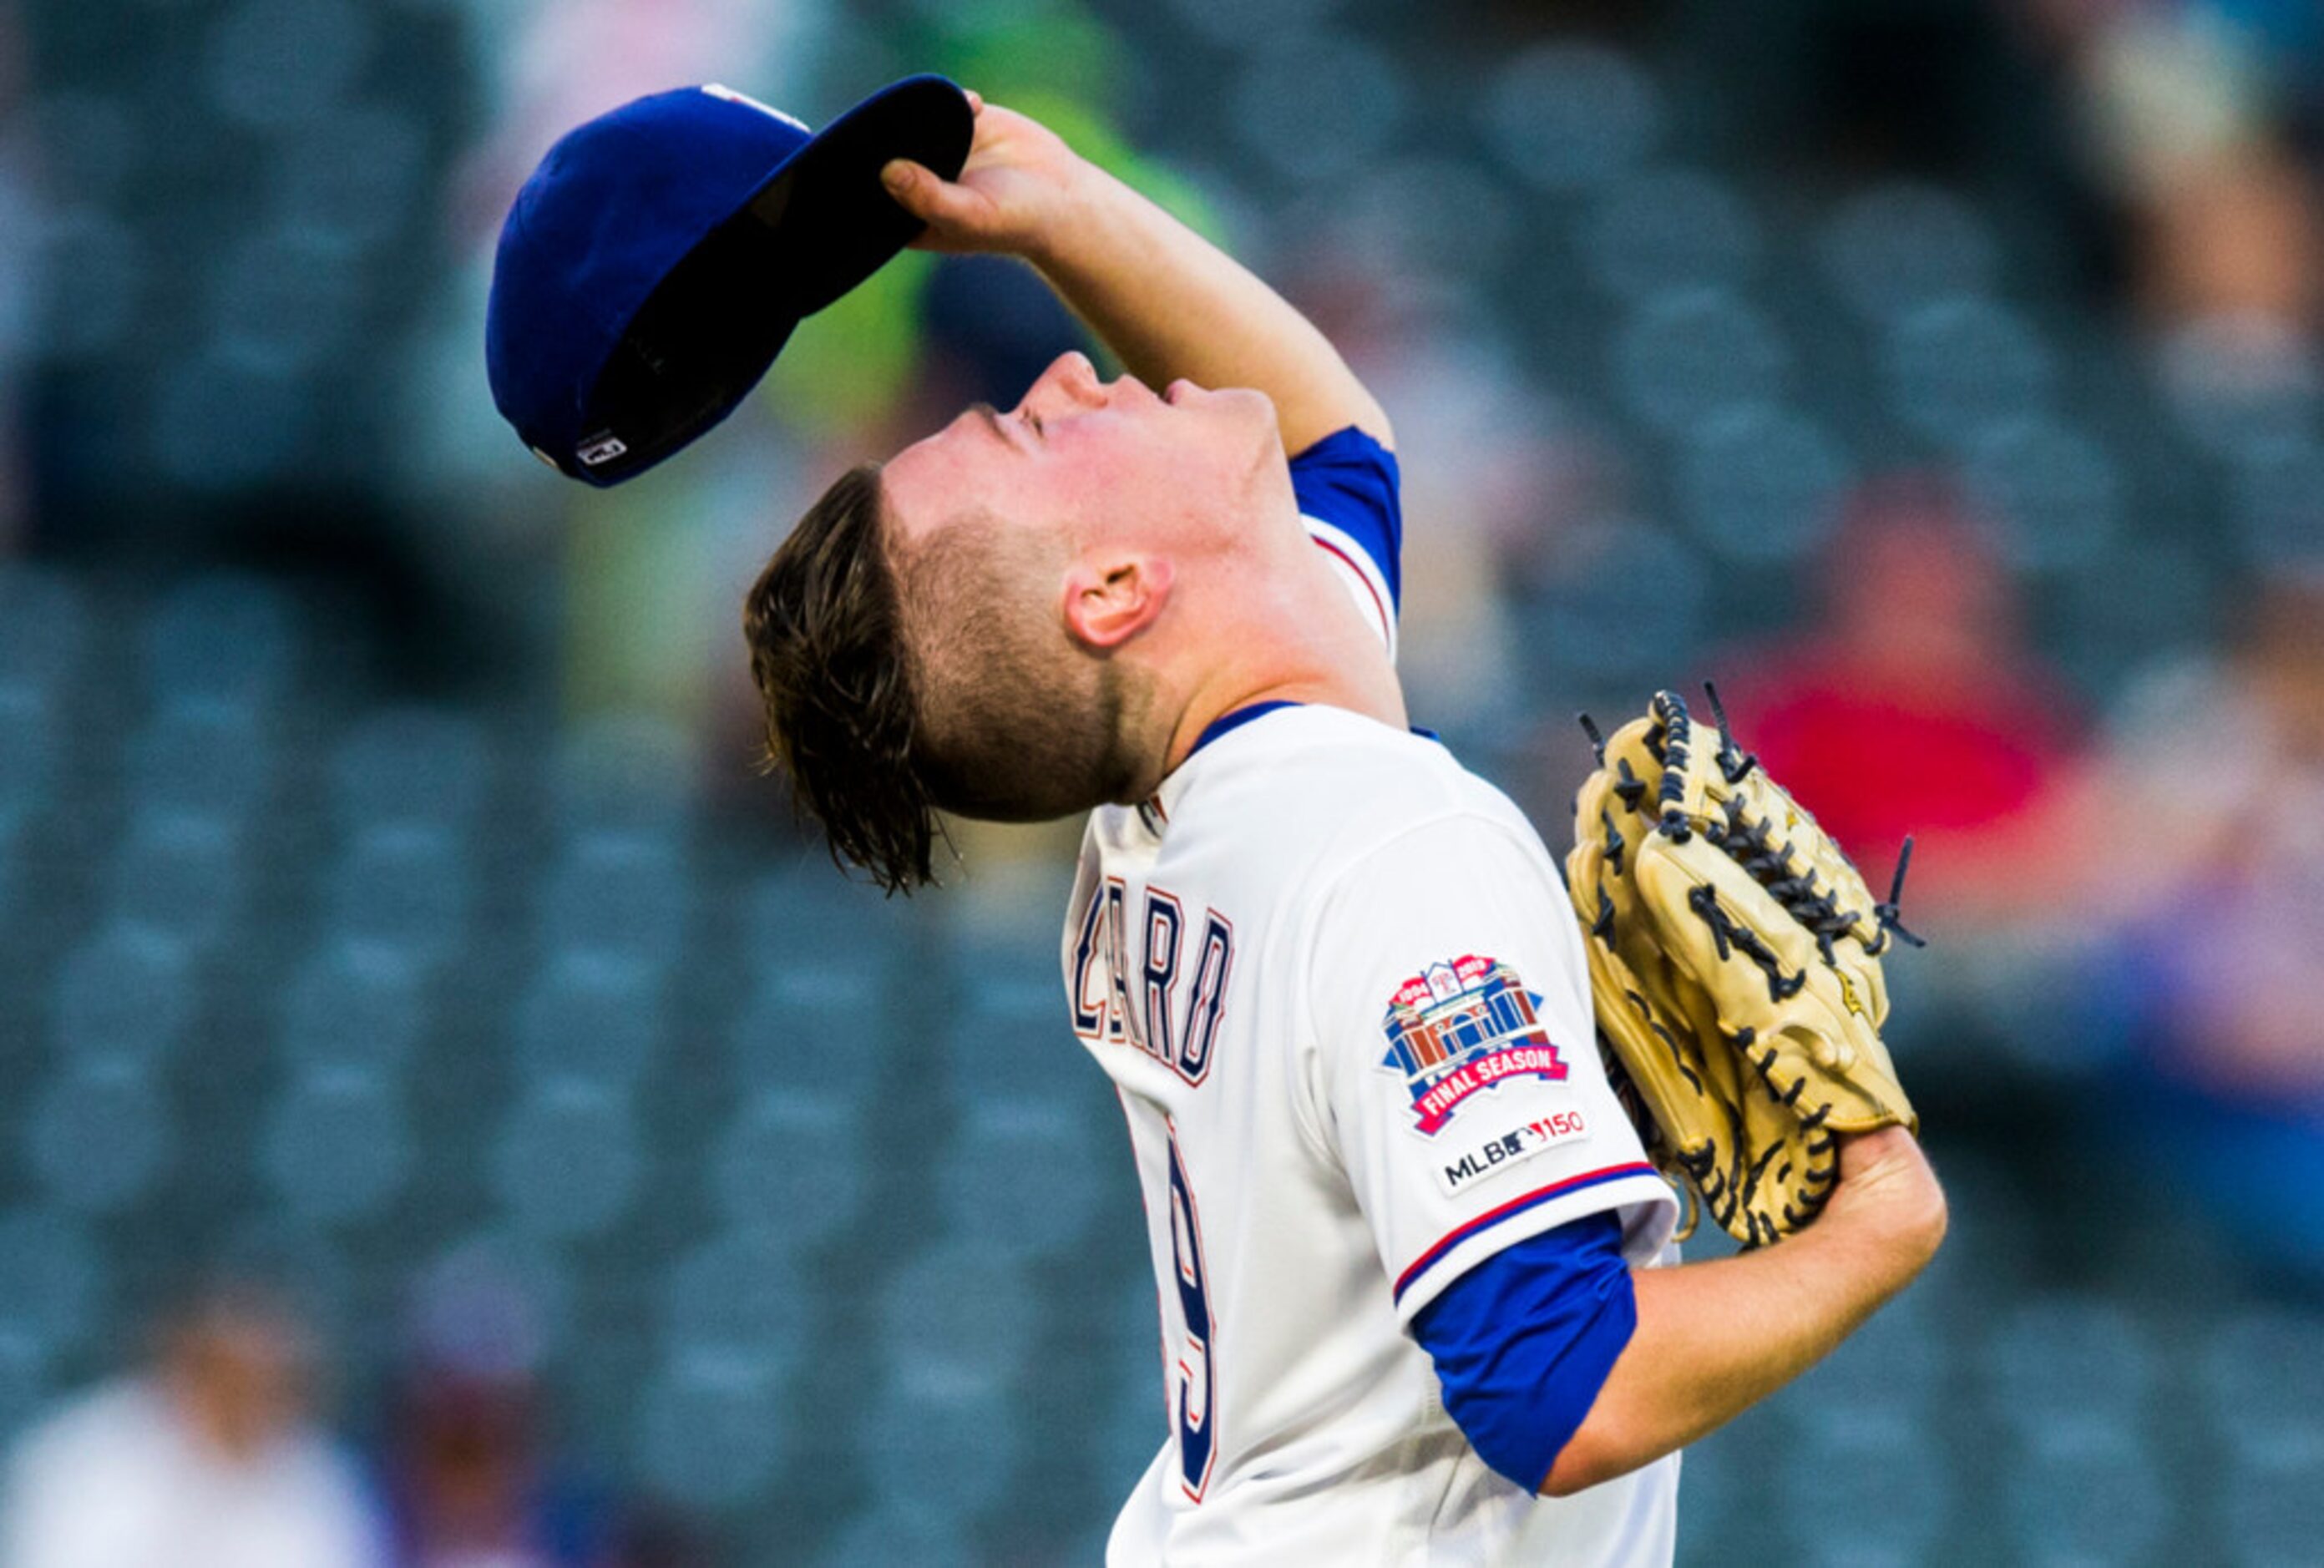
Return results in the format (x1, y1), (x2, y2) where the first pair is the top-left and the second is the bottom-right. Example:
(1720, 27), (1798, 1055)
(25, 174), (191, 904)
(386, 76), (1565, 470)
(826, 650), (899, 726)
(1072, 879), (1235, 1085)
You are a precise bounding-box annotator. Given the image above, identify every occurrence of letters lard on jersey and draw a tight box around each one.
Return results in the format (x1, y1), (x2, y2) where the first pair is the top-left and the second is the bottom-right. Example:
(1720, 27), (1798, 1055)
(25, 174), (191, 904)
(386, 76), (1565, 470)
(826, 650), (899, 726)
(1071, 875), (1237, 1085)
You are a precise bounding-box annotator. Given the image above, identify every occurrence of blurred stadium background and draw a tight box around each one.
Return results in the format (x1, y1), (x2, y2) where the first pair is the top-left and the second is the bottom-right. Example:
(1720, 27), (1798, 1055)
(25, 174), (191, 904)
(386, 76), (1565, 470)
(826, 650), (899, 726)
(0, 0), (2321, 1562)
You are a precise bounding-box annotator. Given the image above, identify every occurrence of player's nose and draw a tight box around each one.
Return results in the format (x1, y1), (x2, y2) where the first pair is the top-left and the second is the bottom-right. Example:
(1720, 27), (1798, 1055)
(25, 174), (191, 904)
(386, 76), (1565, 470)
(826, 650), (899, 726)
(1017, 350), (1106, 419)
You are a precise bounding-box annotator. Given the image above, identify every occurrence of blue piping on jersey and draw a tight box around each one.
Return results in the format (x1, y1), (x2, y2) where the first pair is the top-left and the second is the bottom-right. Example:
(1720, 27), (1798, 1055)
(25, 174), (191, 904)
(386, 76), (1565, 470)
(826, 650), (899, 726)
(1187, 701), (1446, 761)
(1187, 700), (1305, 758)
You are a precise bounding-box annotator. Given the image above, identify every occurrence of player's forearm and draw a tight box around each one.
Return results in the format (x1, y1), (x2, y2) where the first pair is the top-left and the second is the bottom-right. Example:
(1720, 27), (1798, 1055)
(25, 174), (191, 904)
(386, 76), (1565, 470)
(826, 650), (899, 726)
(1542, 1154), (1946, 1497)
(1025, 164), (1393, 454)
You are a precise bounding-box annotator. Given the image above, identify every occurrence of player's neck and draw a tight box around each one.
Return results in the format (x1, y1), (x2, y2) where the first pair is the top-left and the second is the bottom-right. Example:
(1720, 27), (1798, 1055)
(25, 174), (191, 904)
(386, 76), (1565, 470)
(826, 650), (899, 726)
(1155, 551), (1406, 777)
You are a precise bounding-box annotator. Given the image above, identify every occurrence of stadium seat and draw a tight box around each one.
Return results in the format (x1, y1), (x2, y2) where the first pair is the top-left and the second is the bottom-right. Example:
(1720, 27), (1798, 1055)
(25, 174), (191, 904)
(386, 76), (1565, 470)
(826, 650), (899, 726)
(711, 1090), (867, 1241)
(730, 962), (891, 1104)
(143, 573), (299, 711)
(27, 1060), (170, 1216)
(851, 1363), (1024, 1517)
(0, 686), (58, 827)
(0, 568), (90, 695)
(1613, 286), (1790, 433)
(490, 1081), (642, 1242)
(512, 948), (669, 1092)
(818, 1500), (979, 1568)
(1479, 43), (1665, 195)
(536, 828), (692, 970)
(2002, 1434), (2170, 1565)
(0, 1208), (109, 1356)
(551, 713), (696, 838)
(1881, 296), (2058, 452)
(202, 0), (379, 134)
(660, 1228), (812, 1373)
(1982, 1295), (2156, 1453)
(1773, 1419), (1951, 1562)
(1817, 182), (2002, 326)
(49, 923), (196, 1070)
(276, 936), (428, 1076)
(635, 1348), (791, 1510)
(2223, 1448), (2324, 1568)
(328, 706), (493, 838)
(1676, 402), (1851, 563)
(933, 1099), (1101, 1258)
(260, 1065), (413, 1227)
(1962, 415), (2123, 572)
(1228, 31), (1407, 187)
(878, 1238), (1040, 1389)
(325, 822), (474, 964)
(939, 971), (1081, 1108)
(1583, 169), (1763, 303)
(2200, 1307), (2324, 1464)
(126, 698), (274, 822)
(106, 808), (243, 953)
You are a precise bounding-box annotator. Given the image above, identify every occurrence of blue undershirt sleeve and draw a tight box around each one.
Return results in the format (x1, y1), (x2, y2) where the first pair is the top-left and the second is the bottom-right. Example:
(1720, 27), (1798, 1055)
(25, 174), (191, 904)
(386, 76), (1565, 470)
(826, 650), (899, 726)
(1408, 1211), (1638, 1493)
(1288, 425), (1403, 607)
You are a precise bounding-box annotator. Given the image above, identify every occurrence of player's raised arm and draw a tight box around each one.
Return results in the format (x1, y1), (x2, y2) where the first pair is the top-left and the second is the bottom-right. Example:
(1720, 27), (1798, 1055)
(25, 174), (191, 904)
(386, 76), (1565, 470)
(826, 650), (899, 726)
(880, 96), (1393, 456)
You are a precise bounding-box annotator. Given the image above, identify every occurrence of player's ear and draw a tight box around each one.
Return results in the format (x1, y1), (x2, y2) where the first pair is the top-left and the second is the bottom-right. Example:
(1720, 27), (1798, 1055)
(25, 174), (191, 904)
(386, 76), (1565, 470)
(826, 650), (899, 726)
(1063, 554), (1172, 650)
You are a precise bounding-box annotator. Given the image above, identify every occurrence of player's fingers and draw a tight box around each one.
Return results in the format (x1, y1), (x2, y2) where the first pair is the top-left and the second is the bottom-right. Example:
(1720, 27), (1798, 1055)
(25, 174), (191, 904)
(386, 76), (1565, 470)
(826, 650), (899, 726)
(965, 89), (985, 114)
(879, 159), (970, 226)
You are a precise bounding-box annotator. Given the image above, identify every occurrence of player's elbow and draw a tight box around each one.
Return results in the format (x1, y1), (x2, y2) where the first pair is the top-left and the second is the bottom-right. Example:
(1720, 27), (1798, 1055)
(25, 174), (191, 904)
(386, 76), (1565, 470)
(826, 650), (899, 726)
(1537, 1419), (1634, 1498)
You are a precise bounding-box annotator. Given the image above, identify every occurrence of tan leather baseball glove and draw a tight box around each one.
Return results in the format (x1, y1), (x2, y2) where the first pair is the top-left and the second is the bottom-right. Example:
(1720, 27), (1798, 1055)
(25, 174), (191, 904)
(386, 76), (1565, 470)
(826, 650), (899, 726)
(1567, 688), (1921, 1247)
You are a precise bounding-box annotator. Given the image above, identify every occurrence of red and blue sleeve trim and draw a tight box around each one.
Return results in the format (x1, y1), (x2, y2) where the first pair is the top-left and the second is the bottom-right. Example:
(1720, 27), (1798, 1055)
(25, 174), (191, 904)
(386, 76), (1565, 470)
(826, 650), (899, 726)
(1392, 1161), (1661, 1304)
(1289, 425), (1402, 605)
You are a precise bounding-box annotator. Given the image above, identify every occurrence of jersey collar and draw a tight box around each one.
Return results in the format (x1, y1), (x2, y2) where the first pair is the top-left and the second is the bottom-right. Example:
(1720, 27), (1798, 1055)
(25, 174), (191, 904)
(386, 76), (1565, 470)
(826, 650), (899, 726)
(1187, 699), (1304, 759)
(1140, 700), (1306, 832)
(1139, 702), (1440, 832)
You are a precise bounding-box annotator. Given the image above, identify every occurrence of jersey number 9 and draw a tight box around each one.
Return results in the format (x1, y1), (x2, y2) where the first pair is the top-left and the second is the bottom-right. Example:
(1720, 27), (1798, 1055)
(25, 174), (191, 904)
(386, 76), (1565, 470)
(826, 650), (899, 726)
(1167, 1125), (1218, 1501)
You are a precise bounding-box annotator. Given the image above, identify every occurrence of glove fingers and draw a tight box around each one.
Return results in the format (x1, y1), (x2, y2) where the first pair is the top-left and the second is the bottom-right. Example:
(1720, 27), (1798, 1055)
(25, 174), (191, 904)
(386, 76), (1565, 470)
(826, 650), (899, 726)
(1724, 769), (1887, 962)
(1646, 690), (1719, 832)
(1634, 842), (1911, 1113)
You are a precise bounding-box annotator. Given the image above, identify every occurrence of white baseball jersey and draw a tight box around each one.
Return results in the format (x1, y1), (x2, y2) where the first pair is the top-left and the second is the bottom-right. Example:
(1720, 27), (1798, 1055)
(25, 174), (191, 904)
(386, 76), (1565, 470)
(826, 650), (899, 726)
(1063, 438), (1682, 1565)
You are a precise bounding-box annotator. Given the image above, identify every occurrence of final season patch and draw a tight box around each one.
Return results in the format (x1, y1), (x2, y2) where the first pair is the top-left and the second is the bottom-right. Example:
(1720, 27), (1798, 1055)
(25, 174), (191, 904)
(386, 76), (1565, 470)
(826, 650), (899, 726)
(1379, 954), (1569, 1136)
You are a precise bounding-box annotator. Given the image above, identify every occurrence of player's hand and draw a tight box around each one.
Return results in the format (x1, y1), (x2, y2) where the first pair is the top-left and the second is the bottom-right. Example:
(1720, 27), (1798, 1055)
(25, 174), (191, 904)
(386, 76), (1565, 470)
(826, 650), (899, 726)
(1819, 1125), (1948, 1265)
(880, 94), (1091, 260)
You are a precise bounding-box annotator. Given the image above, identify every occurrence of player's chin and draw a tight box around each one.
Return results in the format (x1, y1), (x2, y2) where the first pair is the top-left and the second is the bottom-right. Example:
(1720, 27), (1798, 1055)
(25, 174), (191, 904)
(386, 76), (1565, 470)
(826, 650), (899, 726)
(1233, 387), (1283, 468)
(1165, 379), (1273, 421)
(1223, 384), (1278, 426)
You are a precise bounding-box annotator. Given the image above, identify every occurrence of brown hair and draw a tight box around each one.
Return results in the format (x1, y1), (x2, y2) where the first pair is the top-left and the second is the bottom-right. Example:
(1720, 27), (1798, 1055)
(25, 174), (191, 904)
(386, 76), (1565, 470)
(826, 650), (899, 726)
(745, 463), (1152, 893)
(742, 463), (940, 893)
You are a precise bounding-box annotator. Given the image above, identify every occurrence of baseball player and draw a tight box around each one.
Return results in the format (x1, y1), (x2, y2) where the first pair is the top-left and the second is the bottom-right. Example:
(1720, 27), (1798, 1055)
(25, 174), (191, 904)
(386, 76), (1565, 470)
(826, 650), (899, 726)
(737, 95), (1949, 1565)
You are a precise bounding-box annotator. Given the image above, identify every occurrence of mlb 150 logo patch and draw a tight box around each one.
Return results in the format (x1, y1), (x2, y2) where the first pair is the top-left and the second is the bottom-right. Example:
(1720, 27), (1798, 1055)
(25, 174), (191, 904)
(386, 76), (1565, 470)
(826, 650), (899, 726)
(1379, 955), (1568, 1136)
(1435, 1108), (1592, 1196)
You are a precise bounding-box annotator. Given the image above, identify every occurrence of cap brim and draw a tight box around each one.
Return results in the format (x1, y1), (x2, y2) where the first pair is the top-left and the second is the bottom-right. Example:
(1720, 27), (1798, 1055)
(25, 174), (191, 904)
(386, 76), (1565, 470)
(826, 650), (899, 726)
(752, 73), (976, 317)
(571, 75), (975, 486)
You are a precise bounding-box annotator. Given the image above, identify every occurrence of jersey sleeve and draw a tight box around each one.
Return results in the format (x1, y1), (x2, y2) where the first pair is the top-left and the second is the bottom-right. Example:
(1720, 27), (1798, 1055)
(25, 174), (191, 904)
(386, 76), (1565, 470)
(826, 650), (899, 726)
(1410, 1212), (1638, 1490)
(1290, 426), (1401, 662)
(1303, 813), (1678, 1323)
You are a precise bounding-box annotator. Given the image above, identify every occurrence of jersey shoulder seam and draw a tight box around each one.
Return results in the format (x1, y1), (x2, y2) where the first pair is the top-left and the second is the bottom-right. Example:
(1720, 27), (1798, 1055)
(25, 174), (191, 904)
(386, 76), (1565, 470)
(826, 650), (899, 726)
(1304, 805), (1552, 918)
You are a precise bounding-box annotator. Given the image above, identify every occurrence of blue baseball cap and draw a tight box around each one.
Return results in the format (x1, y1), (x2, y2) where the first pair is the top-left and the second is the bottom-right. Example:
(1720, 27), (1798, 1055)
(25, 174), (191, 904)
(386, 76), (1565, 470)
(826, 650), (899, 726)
(486, 75), (974, 486)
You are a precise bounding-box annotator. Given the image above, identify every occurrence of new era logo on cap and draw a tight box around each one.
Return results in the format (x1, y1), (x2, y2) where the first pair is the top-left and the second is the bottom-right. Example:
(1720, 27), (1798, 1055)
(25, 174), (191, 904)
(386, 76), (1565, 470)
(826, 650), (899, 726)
(577, 432), (630, 467)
